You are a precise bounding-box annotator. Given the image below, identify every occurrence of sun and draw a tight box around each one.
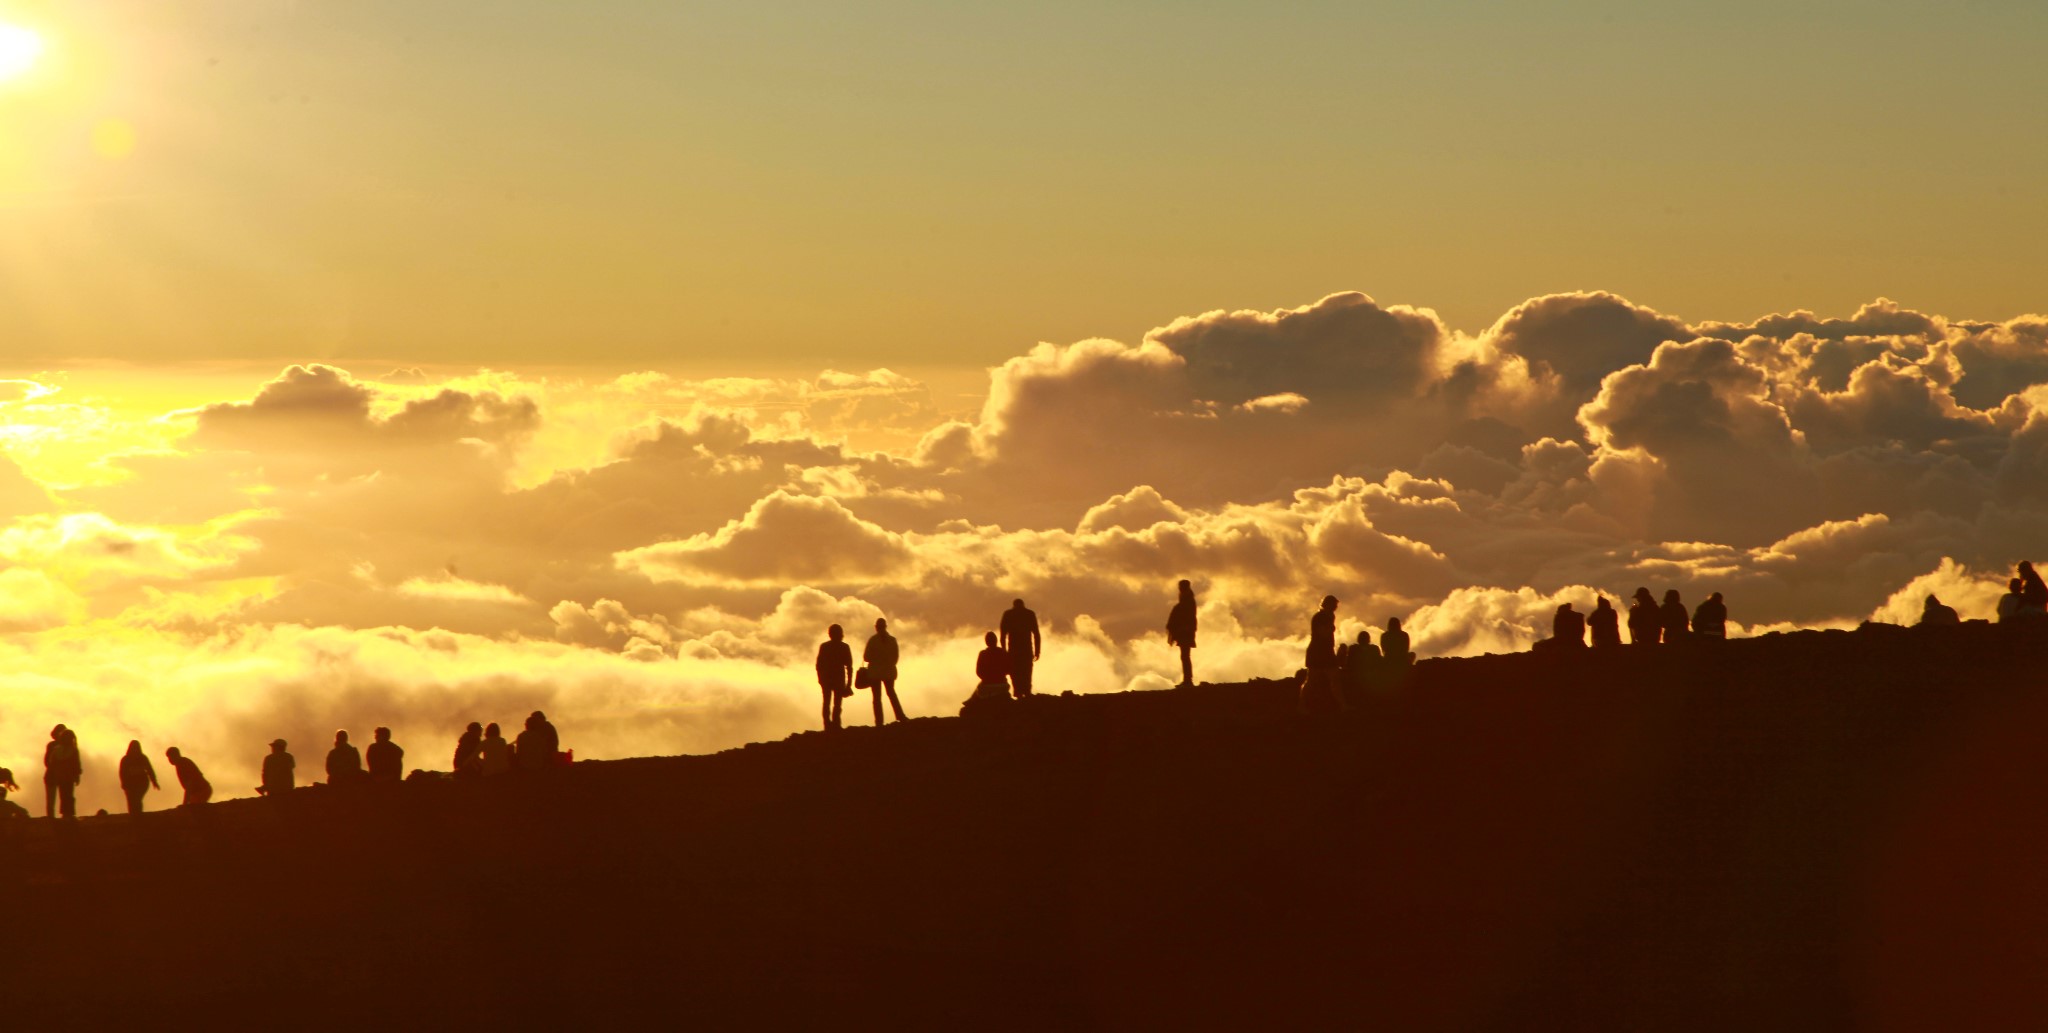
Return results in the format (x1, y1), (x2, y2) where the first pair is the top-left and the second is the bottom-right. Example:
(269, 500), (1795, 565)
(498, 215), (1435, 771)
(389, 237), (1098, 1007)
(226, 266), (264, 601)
(0, 22), (46, 82)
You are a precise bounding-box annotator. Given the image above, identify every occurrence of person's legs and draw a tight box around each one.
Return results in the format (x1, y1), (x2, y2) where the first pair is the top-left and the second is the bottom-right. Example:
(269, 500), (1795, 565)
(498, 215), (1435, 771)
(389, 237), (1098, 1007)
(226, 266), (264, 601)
(1010, 655), (1034, 698)
(125, 788), (144, 815)
(58, 781), (75, 819)
(830, 691), (843, 729)
(882, 679), (907, 722)
(44, 778), (55, 818)
(871, 687), (884, 727)
(1178, 645), (1193, 687)
(821, 686), (834, 731)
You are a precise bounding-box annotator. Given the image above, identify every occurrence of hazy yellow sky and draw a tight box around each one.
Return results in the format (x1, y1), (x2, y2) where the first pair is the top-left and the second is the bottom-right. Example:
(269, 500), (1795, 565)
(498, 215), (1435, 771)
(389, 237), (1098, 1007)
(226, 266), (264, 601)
(0, 1), (2043, 369)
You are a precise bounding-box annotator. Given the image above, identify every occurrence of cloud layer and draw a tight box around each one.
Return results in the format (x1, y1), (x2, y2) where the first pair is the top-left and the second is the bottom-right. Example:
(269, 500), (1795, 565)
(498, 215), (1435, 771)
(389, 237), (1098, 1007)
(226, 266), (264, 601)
(4, 291), (2045, 812)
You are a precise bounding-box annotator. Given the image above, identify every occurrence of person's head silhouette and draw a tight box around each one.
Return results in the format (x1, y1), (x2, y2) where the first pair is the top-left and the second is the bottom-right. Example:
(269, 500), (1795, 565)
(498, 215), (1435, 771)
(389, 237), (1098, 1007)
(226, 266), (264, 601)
(1355, 630), (1371, 644)
(984, 631), (998, 648)
(528, 710), (547, 728)
(465, 721), (481, 736)
(50, 724), (65, 741)
(2013, 577), (2026, 593)
(373, 727), (391, 743)
(827, 624), (843, 641)
(165, 746), (182, 762)
(1634, 587), (1654, 604)
(334, 730), (350, 746)
(1320, 595), (1338, 613)
(874, 617), (887, 633)
(1012, 598), (1026, 610)
(270, 738), (287, 754)
(125, 739), (143, 758)
(1663, 589), (1681, 605)
(1178, 579), (1193, 597)
(485, 722), (501, 739)
(1386, 617), (1402, 631)
(1596, 596), (1612, 609)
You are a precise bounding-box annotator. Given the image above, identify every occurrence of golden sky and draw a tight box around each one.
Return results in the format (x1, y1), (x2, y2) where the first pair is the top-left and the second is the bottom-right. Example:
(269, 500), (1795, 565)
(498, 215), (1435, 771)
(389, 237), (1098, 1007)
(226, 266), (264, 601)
(1, 2), (2045, 367)
(1, 3), (2045, 813)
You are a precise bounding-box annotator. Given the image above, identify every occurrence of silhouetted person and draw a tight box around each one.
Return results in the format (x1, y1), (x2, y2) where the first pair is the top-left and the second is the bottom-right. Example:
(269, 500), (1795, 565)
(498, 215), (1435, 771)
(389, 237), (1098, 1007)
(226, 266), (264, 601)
(1552, 603), (1586, 649)
(1000, 599), (1041, 699)
(1627, 588), (1660, 646)
(1693, 592), (1728, 640)
(479, 722), (513, 776)
(259, 739), (295, 797)
(43, 725), (78, 820)
(1342, 630), (1379, 696)
(1918, 594), (1960, 627)
(1589, 597), (1621, 648)
(165, 747), (211, 807)
(0, 768), (24, 819)
(515, 711), (560, 770)
(964, 632), (1012, 715)
(862, 617), (908, 726)
(1659, 590), (1690, 643)
(2020, 561), (2048, 615)
(1998, 577), (2025, 623)
(118, 740), (158, 816)
(1166, 579), (1198, 688)
(1300, 595), (1345, 712)
(327, 730), (363, 787)
(366, 727), (404, 782)
(453, 722), (483, 778)
(1381, 618), (1412, 666)
(817, 624), (853, 730)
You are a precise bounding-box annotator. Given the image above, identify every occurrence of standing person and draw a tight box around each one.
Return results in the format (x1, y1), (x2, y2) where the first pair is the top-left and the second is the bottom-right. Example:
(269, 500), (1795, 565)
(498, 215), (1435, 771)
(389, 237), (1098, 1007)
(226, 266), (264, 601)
(999, 599), (1041, 699)
(165, 747), (211, 807)
(1693, 592), (1729, 640)
(1589, 597), (1622, 648)
(1300, 595), (1345, 713)
(479, 722), (513, 776)
(816, 625), (853, 730)
(327, 730), (363, 787)
(1628, 588), (1660, 646)
(515, 711), (560, 770)
(118, 740), (159, 816)
(1166, 580), (1198, 689)
(1660, 590), (1690, 643)
(43, 725), (79, 820)
(453, 722), (484, 778)
(259, 740), (295, 797)
(366, 728), (405, 782)
(862, 618), (908, 726)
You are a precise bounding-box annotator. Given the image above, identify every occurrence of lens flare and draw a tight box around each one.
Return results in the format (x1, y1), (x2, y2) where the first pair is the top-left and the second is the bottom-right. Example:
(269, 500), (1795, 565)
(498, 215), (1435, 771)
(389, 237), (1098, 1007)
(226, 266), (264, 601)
(0, 23), (44, 82)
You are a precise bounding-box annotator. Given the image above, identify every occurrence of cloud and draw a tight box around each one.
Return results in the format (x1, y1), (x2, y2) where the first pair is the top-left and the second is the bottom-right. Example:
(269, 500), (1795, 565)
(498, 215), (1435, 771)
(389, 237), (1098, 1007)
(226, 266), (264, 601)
(5, 288), (2048, 810)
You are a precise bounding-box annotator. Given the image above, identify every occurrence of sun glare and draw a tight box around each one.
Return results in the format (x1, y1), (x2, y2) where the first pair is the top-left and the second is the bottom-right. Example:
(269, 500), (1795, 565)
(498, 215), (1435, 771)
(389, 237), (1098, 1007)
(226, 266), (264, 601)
(0, 22), (45, 82)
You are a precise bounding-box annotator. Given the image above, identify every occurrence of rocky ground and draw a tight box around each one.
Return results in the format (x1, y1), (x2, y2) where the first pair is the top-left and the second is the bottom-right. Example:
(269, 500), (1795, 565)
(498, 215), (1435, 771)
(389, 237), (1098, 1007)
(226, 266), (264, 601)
(7, 623), (2046, 1031)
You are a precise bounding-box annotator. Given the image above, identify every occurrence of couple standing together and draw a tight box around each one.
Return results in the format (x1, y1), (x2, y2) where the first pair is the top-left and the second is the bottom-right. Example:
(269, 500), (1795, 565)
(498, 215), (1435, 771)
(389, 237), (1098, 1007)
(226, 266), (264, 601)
(817, 617), (910, 730)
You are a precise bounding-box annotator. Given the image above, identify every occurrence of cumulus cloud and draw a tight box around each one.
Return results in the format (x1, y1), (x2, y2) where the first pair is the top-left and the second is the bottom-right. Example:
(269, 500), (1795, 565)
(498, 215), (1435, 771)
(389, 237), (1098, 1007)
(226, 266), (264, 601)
(5, 288), (2048, 810)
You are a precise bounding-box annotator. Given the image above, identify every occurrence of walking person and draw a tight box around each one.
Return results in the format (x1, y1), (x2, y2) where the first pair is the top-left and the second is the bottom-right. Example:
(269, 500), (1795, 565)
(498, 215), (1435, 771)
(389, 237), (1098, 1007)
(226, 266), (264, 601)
(118, 740), (159, 816)
(1166, 580), (1198, 689)
(1000, 599), (1041, 699)
(816, 624), (853, 730)
(862, 618), (908, 726)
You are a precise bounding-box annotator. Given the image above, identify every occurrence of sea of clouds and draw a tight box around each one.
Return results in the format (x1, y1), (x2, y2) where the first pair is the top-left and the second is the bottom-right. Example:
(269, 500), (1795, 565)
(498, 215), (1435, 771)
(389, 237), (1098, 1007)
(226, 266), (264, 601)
(3, 289), (2044, 811)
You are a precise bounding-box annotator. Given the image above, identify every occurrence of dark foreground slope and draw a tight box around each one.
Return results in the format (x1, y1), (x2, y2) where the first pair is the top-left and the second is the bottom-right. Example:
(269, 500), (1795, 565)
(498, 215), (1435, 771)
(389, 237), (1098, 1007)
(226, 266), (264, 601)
(8, 625), (2048, 1031)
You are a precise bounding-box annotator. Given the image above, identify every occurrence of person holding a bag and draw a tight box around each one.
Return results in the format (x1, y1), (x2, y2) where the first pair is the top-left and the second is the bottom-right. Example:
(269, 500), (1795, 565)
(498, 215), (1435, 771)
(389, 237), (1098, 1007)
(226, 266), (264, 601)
(817, 624), (854, 731)
(860, 617), (909, 727)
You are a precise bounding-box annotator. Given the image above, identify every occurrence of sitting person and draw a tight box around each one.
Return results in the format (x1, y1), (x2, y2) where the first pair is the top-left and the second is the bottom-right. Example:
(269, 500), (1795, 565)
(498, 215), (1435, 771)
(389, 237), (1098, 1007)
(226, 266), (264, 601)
(258, 739), (294, 797)
(963, 632), (1012, 716)
(1997, 577), (2026, 623)
(1341, 631), (1379, 696)
(1534, 603), (1586, 652)
(1919, 594), (1961, 627)
(366, 727), (405, 782)
(2020, 561), (2048, 616)
(1588, 597), (1622, 648)
(1628, 588), (1661, 646)
(1380, 618), (1413, 665)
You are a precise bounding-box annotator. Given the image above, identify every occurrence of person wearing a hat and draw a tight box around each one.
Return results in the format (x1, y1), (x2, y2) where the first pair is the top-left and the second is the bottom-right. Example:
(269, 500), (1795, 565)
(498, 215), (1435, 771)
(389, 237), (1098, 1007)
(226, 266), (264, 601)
(259, 739), (295, 797)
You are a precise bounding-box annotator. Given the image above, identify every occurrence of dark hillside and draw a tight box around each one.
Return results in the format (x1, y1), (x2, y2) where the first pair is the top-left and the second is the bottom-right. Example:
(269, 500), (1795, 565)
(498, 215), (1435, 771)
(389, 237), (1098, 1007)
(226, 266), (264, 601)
(8, 625), (2048, 1031)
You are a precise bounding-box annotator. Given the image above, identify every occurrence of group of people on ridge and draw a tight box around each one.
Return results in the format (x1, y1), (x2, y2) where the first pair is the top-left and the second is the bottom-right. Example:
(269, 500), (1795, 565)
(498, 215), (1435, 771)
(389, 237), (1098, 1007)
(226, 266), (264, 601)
(5, 711), (565, 820)
(1541, 588), (1729, 650)
(1298, 594), (1415, 712)
(1921, 560), (2048, 626)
